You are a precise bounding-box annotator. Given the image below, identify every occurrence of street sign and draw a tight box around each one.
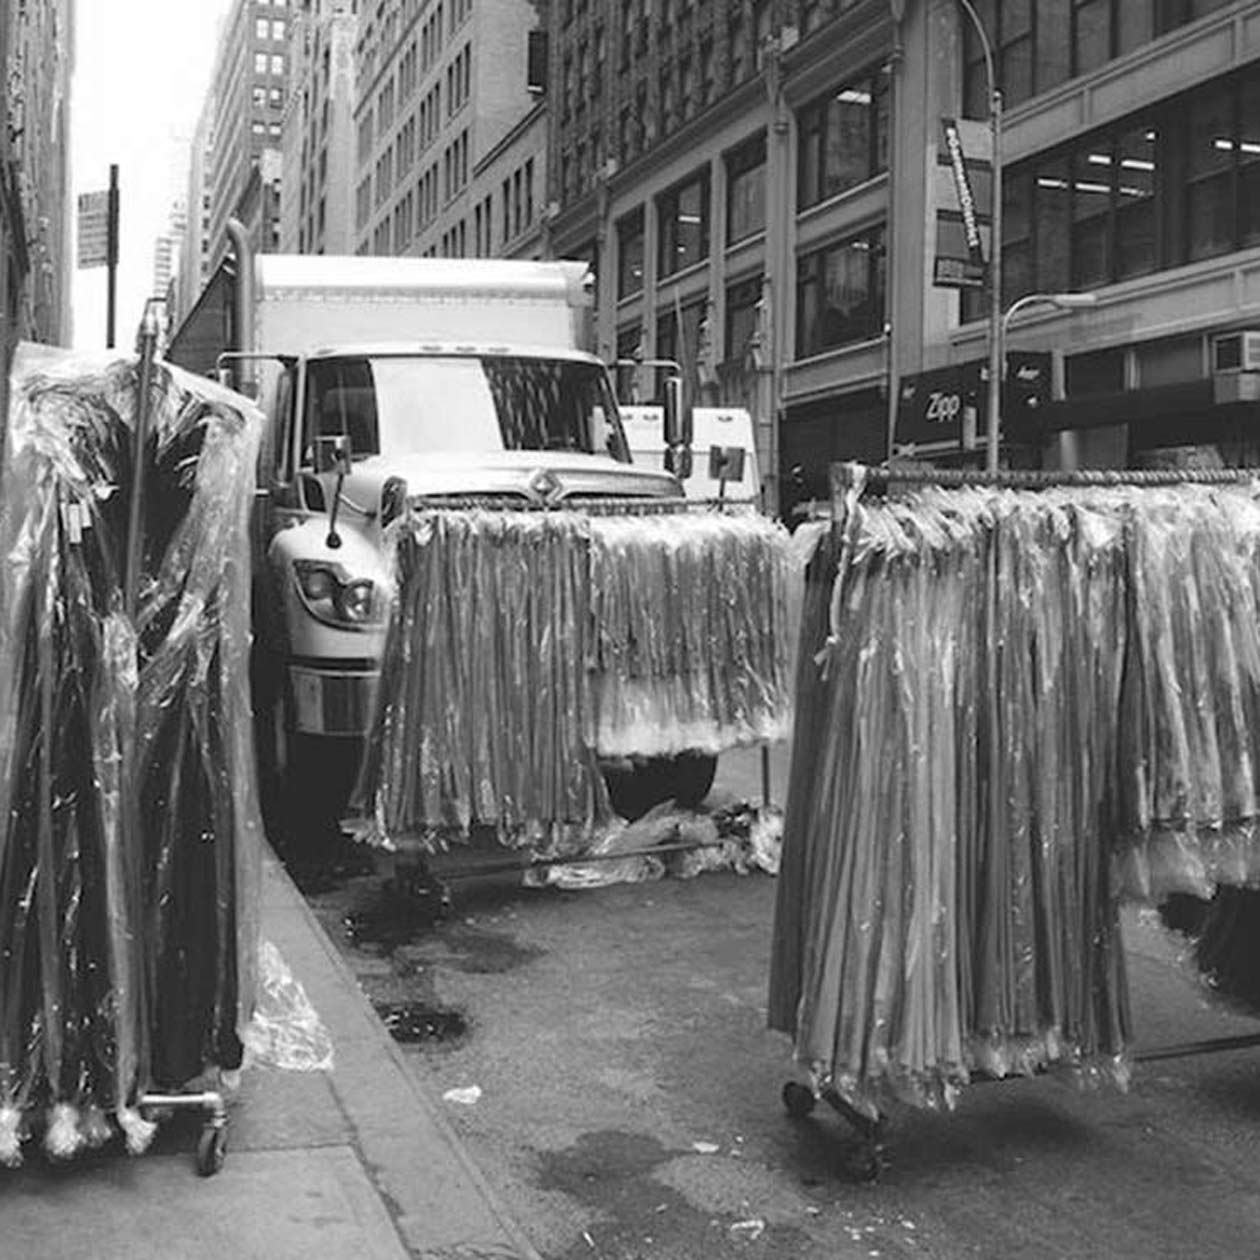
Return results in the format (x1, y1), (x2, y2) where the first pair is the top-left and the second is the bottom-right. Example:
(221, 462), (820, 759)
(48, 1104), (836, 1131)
(77, 190), (110, 268)
(932, 117), (992, 290)
(896, 352), (1052, 450)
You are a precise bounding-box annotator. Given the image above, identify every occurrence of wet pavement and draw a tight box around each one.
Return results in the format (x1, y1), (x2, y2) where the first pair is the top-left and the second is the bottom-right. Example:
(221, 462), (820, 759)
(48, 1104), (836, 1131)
(292, 744), (1260, 1260)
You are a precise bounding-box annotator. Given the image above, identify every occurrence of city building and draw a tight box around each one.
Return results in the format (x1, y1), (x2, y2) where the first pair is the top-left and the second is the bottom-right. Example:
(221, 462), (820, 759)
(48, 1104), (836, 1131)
(201, 0), (292, 274)
(281, 0), (360, 254)
(1, 0), (75, 421)
(352, 0), (546, 259)
(151, 197), (187, 343)
(174, 105), (218, 330)
(543, 0), (1260, 518)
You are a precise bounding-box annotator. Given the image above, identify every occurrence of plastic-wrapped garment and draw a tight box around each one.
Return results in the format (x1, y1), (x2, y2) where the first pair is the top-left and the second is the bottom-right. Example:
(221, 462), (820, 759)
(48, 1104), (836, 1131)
(356, 504), (795, 854)
(1116, 486), (1260, 899)
(0, 345), (265, 1164)
(357, 508), (613, 855)
(588, 509), (795, 757)
(770, 487), (1134, 1119)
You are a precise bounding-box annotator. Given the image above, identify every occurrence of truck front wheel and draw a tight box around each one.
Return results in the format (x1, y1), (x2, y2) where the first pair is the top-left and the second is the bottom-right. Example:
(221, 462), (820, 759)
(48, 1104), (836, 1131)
(602, 752), (718, 820)
(253, 651), (356, 857)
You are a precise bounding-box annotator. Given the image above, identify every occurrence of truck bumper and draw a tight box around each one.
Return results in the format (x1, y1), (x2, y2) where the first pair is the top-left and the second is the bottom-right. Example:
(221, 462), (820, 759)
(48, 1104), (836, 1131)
(290, 664), (379, 736)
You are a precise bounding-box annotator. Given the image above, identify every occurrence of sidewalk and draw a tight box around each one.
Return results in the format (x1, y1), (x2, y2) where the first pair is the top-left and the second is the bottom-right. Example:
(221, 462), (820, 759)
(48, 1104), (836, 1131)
(0, 850), (542, 1260)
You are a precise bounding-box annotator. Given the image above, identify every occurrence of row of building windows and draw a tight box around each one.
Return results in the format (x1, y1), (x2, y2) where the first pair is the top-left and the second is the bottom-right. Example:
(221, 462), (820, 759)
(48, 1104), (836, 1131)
(965, 67), (1260, 317)
(612, 54), (895, 307)
(962, 0), (1236, 118)
(616, 215), (884, 400)
(359, 0), (474, 161)
(614, 266), (763, 402)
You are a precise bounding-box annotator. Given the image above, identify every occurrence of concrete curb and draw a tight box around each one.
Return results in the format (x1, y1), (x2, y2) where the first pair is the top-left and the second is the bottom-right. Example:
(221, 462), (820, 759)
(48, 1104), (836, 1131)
(262, 852), (544, 1260)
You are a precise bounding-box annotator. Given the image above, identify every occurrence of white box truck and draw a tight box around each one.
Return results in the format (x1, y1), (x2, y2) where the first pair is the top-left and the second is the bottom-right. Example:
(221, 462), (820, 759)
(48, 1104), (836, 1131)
(167, 220), (716, 839)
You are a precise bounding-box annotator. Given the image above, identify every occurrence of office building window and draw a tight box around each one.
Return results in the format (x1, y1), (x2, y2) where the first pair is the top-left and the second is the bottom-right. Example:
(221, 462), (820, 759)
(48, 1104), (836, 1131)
(254, 52), (268, 74)
(655, 296), (706, 400)
(253, 86), (267, 108)
(795, 223), (886, 358)
(797, 67), (889, 211)
(270, 54), (284, 76)
(256, 17), (269, 39)
(725, 273), (762, 364)
(726, 132), (766, 245)
(657, 171), (709, 277)
(614, 323), (642, 399)
(617, 209), (645, 298)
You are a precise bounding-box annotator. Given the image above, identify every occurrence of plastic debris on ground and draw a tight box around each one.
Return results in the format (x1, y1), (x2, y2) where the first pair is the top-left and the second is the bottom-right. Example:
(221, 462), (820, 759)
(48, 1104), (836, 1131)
(242, 941), (335, 1072)
(522, 800), (783, 891)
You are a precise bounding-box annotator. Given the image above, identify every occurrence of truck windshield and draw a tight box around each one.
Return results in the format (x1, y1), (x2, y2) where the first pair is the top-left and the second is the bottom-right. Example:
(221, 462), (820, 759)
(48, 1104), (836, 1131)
(303, 354), (631, 462)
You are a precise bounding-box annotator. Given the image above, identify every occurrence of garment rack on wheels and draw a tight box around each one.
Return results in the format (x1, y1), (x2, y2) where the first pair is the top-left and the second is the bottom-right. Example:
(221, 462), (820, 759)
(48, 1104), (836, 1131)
(772, 461), (1260, 1180)
(349, 493), (794, 897)
(0, 329), (263, 1178)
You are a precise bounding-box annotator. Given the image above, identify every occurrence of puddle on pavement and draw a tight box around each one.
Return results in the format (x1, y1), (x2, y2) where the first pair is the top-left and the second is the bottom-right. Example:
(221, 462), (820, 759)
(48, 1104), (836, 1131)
(344, 880), (449, 951)
(373, 999), (469, 1044)
(345, 883), (544, 975)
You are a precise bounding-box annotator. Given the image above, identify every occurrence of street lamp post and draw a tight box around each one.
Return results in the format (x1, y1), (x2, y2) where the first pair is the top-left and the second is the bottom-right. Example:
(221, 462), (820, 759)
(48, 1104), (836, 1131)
(955, 0), (1003, 471)
(1000, 292), (1099, 417)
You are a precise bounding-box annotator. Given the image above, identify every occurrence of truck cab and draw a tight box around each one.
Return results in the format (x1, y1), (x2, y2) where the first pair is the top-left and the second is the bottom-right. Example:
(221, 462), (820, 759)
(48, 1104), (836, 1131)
(257, 342), (678, 756)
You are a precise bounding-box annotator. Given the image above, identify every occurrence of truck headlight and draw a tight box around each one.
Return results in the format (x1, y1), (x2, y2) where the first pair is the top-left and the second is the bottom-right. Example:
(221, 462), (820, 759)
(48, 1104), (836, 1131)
(294, 560), (382, 629)
(337, 579), (376, 624)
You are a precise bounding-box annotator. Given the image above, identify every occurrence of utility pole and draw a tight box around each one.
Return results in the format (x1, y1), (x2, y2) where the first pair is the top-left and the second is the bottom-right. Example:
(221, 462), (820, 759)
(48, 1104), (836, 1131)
(106, 164), (120, 349)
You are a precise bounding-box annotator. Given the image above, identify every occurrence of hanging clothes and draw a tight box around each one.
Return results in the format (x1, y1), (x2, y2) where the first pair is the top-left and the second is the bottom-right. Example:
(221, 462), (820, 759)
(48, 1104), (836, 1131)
(770, 476), (1260, 1118)
(354, 503), (795, 855)
(0, 347), (265, 1164)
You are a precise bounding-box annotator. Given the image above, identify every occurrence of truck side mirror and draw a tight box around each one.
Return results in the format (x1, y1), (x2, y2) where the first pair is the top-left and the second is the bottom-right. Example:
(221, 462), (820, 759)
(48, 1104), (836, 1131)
(664, 444), (693, 480)
(314, 433), (353, 476)
(662, 376), (688, 447)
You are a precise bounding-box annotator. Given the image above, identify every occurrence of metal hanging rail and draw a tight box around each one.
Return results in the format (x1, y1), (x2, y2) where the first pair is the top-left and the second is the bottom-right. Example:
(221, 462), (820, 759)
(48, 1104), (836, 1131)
(829, 460), (1260, 506)
(408, 495), (758, 516)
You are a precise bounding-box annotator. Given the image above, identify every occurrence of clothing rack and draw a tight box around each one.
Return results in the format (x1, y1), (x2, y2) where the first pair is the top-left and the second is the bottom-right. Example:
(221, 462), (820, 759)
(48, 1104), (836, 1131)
(778, 460), (1260, 1182)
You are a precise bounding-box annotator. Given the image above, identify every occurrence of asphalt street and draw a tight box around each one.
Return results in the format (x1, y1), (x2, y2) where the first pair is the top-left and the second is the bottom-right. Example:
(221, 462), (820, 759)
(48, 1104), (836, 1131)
(296, 744), (1260, 1260)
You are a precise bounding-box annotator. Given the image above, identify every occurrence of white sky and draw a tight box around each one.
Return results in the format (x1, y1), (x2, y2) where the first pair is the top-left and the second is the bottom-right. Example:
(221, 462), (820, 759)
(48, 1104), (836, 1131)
(70, 1), (235, 349)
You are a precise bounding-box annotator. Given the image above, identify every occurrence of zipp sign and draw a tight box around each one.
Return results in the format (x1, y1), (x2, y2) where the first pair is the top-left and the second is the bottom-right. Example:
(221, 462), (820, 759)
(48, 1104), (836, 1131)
(897, 353), (1051, 449)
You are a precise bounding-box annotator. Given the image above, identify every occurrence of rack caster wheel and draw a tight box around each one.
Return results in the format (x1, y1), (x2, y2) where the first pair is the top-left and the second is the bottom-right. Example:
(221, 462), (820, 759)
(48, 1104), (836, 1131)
(196, 1123), (227, 1177)
(782, 1081), (816, 1118)
(854, 1143), (887, 1184)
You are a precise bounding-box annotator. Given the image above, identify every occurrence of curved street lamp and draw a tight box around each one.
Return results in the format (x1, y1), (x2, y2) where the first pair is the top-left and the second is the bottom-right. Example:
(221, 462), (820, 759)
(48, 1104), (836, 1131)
(998, 291), (1098, 447)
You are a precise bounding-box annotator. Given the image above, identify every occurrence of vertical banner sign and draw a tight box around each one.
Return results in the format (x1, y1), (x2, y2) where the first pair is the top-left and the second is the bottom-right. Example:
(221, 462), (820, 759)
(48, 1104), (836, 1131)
(932, 117), (992, 289)
(76, 191), (110, 268)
